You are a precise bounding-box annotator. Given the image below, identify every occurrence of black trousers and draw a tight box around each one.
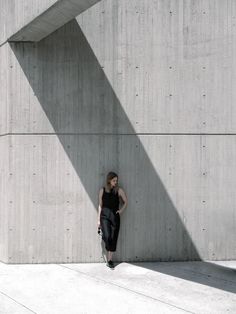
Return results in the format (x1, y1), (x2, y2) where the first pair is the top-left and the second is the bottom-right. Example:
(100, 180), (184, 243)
(100, 207), (120, 252)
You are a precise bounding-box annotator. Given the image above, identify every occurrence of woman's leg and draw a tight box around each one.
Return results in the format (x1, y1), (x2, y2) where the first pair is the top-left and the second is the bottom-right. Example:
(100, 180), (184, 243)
(108, 251), (113, 261)
(100, 216), (111, 252)
(100, 208), (118, 261)
(109, 213), (120, 253)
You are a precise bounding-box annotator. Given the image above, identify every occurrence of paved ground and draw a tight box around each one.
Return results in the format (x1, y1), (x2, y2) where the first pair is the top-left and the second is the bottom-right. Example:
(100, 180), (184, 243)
(0, 260), (235, 314)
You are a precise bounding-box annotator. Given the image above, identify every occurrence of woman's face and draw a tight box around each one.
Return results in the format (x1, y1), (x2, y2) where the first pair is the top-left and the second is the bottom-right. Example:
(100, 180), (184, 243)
(110, 177), (118, 187)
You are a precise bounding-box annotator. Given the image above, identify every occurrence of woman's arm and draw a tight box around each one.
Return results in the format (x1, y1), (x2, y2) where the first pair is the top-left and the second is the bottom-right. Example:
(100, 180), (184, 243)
(118, 188), (128, 214)
(97, 188), (103, 223)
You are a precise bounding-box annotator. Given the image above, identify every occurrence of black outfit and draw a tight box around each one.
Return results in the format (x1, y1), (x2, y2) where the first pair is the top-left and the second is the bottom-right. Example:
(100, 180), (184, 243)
(100, 187), (120, 252)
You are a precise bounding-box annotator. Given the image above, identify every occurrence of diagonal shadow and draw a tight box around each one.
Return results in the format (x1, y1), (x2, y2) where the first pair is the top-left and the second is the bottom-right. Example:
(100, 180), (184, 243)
(130, 261), (236, 294)
(10, 18), (234, 292)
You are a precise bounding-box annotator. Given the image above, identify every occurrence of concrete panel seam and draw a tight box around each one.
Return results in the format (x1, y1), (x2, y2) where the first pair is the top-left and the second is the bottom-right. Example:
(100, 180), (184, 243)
(0, 289), (37, 313)
(2, 133), (236, 137)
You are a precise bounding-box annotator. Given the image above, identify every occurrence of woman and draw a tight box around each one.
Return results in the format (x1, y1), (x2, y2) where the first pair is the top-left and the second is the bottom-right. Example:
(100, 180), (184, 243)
(97, 171), (128, 268)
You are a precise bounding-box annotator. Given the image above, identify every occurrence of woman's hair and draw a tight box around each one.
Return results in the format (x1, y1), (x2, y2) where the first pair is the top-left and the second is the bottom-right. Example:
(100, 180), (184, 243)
(105, 171), (119, 194)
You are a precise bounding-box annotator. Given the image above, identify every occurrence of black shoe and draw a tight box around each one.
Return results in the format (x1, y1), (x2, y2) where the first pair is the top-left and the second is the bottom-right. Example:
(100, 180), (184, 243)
(106, 260), (114, 268)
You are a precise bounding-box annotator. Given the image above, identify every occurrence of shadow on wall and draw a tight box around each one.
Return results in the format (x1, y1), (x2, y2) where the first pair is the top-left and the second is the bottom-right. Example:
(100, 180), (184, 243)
(10, 19), (200, 263)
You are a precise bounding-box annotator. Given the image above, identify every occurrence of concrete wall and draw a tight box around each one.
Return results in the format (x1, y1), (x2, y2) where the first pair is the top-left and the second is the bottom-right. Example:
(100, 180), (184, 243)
(0, 0), (235, 263)
(0, 0), (101, 43)
(0, 43), (10, 262)
(0, 0), (56, 44)
(0, 135), (8, 263)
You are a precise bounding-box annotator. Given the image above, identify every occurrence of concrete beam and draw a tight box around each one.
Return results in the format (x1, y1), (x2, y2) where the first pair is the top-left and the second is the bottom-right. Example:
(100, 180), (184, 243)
(8, 0), (101, 42)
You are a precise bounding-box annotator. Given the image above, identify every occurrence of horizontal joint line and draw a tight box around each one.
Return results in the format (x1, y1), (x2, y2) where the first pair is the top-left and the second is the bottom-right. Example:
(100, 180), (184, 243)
(1, 133), (236, 137)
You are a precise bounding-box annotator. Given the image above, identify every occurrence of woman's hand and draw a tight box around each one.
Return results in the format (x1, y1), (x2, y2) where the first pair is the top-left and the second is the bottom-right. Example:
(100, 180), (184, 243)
(97, 220), (101, 228)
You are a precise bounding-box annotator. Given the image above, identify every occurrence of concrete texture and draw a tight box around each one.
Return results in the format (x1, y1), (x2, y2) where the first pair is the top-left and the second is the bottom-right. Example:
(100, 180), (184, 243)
(0, 0), (236, 263)
(0, 0), (102, 44)
(0, 0), (57, 44)
(0, 260), (235, 313)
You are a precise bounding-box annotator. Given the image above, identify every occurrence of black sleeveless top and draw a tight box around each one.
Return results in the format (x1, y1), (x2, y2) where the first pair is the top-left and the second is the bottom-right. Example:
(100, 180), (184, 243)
(102, 186), (120, 210)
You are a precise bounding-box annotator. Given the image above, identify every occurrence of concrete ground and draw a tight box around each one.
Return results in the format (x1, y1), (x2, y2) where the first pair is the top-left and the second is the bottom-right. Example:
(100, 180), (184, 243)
(0, 260), (235, 314)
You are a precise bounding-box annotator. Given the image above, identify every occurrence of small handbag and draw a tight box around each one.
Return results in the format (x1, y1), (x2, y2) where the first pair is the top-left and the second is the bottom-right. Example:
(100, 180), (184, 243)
(98, 226), (103, 237)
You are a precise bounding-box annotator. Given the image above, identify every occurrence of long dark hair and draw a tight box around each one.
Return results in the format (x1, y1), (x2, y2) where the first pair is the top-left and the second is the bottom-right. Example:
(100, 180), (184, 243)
(105, 171), (119, 194)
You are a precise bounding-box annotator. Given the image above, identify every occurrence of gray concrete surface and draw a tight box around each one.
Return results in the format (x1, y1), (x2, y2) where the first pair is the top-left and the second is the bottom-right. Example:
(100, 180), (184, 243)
(8, 0), (102, 42)
(0, 0), (236, 263)
(0, 0), (102, 44)
(0, 0), (56, 44)
(0, 260), (235, 313)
